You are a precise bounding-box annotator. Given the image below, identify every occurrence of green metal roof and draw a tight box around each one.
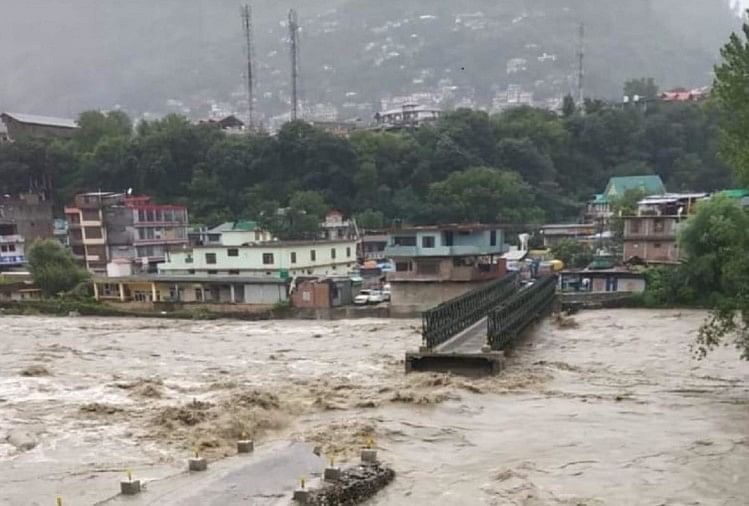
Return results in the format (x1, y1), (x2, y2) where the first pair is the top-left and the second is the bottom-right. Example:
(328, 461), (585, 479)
(593, 193), (607, 204)
(604, 175), (665, 199)
(720, 189), (749, 199)
(232, 220), (259, 231)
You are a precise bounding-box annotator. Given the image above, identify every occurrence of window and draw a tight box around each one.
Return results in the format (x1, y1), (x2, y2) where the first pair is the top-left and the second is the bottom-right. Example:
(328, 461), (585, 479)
(490, 230), (497, 247)
(422, 236), (435, 248)
(228, 270), (240, 275)
(630, 220), (641, 234)
(194, 288), (203, 300)
(346, 247), (351, 258)
(0, 245), (5, 252)
(263, 253), (274, 265)
(443, 231), (454, 246)
(654, 243), (662, 249)
(7, 244), (14, 252)
(82, 209), (100, 221)
(653, 219), (665, 233)
(310, 249), (316, 261)
(205, 253), (217, 264)
(396, 261), (411, 272)
(208, 270), (218, 275)
(185, 255), (193, 264)
(84, 226), (102, 239)
(417, 260), (439, 274)
(227, 248), (239, 257)
(188, 269), (196, 274)
(393, 236), (417, 246)
(331, 248), (337, 259)
(290, 252), (297, 264)
(255, 231), (261, 241)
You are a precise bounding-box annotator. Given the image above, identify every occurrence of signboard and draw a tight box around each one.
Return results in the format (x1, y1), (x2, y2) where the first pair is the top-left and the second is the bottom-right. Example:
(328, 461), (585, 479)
(0, 256), (25, 264)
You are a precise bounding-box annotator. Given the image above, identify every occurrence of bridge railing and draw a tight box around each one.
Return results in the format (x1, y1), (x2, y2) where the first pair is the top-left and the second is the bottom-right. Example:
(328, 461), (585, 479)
(487, 275), (557, 351)
(422, 272), (519, 350)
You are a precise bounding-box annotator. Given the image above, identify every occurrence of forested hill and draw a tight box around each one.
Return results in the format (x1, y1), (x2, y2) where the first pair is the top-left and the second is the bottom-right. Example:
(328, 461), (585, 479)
(0, 0), (739, 118)
(0, 102), (735, 230)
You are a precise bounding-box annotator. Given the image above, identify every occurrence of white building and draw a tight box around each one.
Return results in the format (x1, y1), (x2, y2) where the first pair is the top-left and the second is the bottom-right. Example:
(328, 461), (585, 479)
(374, 104), (442, 129)
(159, 239), (359, 279)
(0, 225), (24, 269)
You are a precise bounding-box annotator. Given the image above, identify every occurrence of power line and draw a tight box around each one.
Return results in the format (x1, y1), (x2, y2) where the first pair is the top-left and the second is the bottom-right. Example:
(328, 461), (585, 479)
(241, 4), (255, 129)
(288, 9), (299, 121)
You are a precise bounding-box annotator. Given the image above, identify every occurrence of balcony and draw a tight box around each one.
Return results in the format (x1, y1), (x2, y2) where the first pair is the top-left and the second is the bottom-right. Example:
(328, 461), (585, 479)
(384, 245), (418, 257)
(384, 244), (505, 258)
(0, 235), (24, 244)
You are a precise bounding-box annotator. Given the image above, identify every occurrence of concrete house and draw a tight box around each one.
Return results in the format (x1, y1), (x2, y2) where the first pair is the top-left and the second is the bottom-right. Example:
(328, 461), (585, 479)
(159, 239), (358, 279)
(65, 192), (189, 274)
(0, 112), (78, 140)
(385, 224), (508, 312)
(622, 193), (707, 264)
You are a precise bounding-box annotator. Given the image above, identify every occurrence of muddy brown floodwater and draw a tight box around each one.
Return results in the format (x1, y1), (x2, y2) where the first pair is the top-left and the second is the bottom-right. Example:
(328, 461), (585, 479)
(1, 309), (748, 505)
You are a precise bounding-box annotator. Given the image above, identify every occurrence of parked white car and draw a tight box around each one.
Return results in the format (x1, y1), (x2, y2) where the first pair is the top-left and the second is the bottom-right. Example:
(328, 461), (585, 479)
(354, 289), (384, 305)
(382, 284), (391, 302)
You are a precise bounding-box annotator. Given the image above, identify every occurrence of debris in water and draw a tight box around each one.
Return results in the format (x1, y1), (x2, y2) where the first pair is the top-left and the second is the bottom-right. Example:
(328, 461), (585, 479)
(79, 403), (123, 415)
(19, 365), (50, 377)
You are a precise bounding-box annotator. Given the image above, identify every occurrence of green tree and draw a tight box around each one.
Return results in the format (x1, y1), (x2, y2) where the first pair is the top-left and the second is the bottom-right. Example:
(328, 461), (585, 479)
(562, 95), (576, 117)
(550, 239), (594, 269)
(427, 167), (543, 224)
(679, 196), (749, 359)
(355, 209), (385, 230)
(714, 16), (749, 185)
(623, 78), (659, 99)
(27, 240), (89, 297)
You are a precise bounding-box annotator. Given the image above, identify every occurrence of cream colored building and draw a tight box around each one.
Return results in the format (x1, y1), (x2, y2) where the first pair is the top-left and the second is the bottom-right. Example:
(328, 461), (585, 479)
(159, 239), (358, 279)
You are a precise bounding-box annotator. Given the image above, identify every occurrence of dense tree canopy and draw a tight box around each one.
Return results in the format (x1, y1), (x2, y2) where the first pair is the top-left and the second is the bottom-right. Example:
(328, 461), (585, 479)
(0, 99), (735, 229)
(27, 240), (89, 297)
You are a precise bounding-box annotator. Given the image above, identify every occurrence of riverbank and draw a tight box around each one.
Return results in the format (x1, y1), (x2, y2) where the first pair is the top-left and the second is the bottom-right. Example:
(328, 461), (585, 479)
(1, 310), (747, 505)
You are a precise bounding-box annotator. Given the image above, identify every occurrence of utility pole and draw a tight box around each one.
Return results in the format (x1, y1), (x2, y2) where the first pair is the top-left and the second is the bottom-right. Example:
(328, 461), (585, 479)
(241, 4), (255, 129)
(577, 22), (585, 109)
(288, 9), (299, 121)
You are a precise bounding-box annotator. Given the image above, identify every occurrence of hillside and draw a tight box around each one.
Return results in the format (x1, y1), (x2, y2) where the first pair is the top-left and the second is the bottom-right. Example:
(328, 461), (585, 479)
(0, 0), (739, 120)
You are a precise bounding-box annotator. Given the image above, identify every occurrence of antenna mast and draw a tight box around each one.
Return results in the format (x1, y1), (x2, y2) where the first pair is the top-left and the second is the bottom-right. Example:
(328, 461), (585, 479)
(577, 22), (585, 107)
(241, 4), (255, 129)
(288, 9), (299, 121)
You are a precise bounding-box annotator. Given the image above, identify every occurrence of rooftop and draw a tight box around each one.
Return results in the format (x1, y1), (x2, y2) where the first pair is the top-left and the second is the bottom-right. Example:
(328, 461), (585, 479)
(209, 220), (261, 233)
(604, 175), (665, 200)
(1, 112), (78, 129)
(391, 223), (500, 233)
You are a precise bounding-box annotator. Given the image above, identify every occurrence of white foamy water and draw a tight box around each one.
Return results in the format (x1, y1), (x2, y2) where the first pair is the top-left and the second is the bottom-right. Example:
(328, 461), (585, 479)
(0, 310), (747, 505)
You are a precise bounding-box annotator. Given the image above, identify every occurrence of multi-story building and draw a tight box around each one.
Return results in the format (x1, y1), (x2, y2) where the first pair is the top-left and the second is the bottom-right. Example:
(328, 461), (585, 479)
(65, 192), (188, 274)
(384, 224), (508, 312)
(158, 239), (358, 279)
(0, 193), (54, 270)
(540, 223), (597, 248)
(320, 210), (358, 241)
(374, 104), (442, 130)
(622, 193), (707, 264)
(0, 223), (25, 271)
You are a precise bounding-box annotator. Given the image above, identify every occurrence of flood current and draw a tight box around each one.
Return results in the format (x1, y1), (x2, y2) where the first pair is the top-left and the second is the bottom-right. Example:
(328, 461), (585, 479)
(1, 309), (747, 505)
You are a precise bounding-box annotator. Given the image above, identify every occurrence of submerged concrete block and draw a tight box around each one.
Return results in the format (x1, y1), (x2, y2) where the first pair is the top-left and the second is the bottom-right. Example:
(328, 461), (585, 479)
(188, 457), (208, 472)
(360, 448), (378, 464)
(120, 479), (141, 495)
(237, 440), (254, 454)
(324, 466), (342, 481)
(292, 488), (309, 504)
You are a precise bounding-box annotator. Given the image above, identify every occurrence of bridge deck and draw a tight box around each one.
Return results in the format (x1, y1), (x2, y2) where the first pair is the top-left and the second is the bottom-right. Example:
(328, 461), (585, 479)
(434, 317), (488, 353)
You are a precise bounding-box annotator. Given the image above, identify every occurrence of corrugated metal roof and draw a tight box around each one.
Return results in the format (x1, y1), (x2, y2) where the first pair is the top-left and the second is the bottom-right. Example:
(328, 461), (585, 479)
(2, 112), (78, 129)
(605, 175), (665, 199)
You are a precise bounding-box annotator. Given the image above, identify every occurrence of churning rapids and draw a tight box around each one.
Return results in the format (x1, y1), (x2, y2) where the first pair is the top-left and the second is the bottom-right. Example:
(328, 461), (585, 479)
(1, 310), (748, 505)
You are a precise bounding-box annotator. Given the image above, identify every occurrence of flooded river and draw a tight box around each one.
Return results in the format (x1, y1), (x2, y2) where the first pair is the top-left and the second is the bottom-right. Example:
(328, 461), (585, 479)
(1, 309), (748, 505)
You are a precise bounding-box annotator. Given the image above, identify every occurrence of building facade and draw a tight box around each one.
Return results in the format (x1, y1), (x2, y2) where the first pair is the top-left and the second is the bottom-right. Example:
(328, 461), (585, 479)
(585, 175), (666, 223)
(622, 193), (706, 265)
(158, 239), (358, 279)
(65, 192), (188, 274)
(0, 223), (25, 270)
(320, 210), (358, 240)
(540, 223), (597, 247)
(374, 104), (442, 129)
(384, 224), (508, 311)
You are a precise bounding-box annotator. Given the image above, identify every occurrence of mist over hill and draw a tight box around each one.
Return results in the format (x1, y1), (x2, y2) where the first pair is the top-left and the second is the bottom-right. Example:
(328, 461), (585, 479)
(0, 0), (740, 121)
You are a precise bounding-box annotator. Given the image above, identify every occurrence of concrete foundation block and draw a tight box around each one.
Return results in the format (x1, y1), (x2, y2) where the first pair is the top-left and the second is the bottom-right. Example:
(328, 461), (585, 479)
(293, 488), (310, 504)
(361, 448), (378, 464)
(120, 480), (141, 495)
(324, 466), (342, 481)
(188, 457), (208, 472)
(481, 344), (492, 353)
(237, 440), (254, 454)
